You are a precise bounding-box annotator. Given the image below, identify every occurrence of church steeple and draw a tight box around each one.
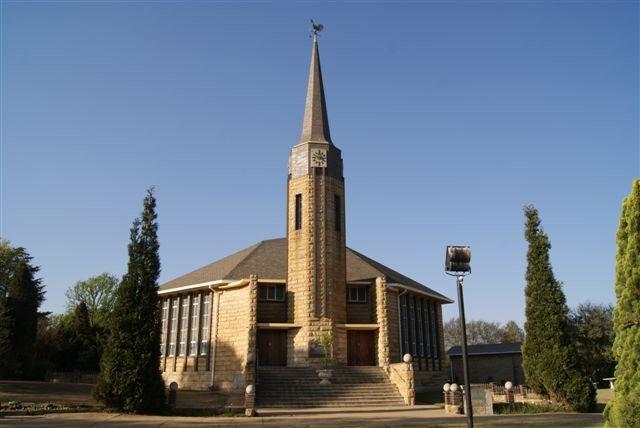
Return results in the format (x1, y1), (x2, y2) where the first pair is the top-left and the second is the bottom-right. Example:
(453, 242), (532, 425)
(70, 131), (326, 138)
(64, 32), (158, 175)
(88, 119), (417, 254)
(300, 36), (332, 145)
(287, 25), (347, 366)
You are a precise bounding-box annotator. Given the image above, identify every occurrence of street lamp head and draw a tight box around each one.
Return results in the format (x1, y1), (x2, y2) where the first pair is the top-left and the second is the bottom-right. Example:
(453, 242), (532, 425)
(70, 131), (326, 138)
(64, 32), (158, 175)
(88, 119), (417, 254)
(445, 245), (471, 274)
(443, 383), (451, 392)
(450, 383), (459, 392)
(505, 381), (513, 390)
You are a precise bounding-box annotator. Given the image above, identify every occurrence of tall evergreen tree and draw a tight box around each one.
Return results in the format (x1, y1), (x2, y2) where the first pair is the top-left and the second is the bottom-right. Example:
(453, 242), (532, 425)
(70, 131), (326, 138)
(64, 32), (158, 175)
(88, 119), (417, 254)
(71, 302), (100, 371)
(522, 205), (594, 412)
(93, 189), (165, 412)
(0, 241), (45, 379)
(606, 180), (640, 427)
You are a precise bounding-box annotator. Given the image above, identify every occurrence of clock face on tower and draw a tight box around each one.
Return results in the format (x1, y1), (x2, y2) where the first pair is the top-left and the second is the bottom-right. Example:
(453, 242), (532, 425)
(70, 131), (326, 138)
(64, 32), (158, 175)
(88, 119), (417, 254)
(310, 149), (328, 168)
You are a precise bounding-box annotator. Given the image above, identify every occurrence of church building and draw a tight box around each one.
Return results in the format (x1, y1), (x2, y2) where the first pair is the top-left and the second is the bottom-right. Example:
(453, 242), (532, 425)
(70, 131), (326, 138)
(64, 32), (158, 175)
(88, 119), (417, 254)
(158, 35), (452, 407)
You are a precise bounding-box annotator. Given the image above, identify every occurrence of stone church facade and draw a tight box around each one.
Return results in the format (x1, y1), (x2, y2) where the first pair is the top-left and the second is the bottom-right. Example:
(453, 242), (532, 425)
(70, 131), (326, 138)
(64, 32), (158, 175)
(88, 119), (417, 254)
(157, 37), (452, 403)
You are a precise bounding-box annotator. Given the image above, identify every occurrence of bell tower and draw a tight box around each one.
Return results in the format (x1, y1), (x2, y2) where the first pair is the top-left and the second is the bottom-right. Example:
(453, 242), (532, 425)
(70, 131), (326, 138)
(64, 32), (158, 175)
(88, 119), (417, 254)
(287, 35), (347, 365)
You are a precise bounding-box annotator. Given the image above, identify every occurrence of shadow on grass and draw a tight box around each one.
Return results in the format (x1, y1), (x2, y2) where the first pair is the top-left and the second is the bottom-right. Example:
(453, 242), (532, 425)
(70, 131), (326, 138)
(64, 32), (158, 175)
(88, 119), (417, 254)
(415, 389), (444, 405)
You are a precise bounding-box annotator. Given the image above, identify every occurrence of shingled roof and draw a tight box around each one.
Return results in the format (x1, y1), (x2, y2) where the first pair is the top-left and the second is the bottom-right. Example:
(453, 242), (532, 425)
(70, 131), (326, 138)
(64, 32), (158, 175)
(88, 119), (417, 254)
(160, 238), (452, 303)
(447, 342), (522, 357)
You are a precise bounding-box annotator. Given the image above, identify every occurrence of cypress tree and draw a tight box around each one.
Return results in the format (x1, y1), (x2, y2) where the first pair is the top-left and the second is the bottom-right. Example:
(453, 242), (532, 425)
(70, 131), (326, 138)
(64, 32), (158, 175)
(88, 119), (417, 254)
(93, 189), (165, 412)
(71, 302), (100, 371)
(522, 205), (594, 411)
(605, 180), (640, 426)
(0, 241), (45, 379)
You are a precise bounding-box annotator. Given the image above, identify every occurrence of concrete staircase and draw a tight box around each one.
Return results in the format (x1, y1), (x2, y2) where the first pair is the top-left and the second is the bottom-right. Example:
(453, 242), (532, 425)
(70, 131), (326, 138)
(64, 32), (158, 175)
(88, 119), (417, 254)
(256, 366), (406, 408)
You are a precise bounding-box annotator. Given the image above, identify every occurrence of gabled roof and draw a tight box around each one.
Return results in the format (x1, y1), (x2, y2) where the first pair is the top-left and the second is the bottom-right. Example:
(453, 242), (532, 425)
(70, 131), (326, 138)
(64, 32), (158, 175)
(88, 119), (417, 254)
(160, 238), (452, 303)
(447, 342), (522, 357)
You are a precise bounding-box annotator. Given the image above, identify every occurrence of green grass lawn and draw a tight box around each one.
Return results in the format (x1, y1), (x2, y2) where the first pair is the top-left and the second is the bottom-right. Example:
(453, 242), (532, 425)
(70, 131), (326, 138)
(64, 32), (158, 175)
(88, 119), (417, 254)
(0, 380), (231, 414)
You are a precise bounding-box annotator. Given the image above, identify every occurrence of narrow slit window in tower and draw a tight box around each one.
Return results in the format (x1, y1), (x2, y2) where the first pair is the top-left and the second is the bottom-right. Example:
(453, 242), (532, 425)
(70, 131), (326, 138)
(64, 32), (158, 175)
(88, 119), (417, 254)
(295, 193), (302, 230)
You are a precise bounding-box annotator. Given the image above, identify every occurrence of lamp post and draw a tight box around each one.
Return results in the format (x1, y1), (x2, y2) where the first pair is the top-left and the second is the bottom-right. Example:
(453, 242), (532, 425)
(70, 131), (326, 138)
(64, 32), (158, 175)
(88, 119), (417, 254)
(445, 245), (473, 428)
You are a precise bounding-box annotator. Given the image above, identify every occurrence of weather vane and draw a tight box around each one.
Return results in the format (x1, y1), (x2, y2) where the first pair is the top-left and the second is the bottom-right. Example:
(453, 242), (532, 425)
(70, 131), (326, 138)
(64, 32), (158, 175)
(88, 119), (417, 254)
(310, 19), (324, 38)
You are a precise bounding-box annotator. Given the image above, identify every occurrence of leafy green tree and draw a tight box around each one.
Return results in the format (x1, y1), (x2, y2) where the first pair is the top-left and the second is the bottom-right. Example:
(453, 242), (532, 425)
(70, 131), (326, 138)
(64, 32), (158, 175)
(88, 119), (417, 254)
(0, 241), (45, 379)
(500, 321), (525, 343)
(522, 205), (594, 412)
(444, 318), (524, 350)
(605, 180), (640, 427)
(568, 303), (615, 386)
(93, 188), (165, 413)
(65, 273), (118, 328)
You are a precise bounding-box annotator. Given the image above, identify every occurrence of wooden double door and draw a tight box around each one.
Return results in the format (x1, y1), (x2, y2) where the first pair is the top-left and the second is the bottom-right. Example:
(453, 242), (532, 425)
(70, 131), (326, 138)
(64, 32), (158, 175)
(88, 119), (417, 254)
(257, 329), (287, 366)
(347, 330), (376, 366)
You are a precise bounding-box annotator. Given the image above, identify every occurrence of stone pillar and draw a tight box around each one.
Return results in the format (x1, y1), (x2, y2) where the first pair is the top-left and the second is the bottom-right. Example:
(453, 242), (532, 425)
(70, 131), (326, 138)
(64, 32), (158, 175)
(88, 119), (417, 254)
(407, 361), (415, 405)
(451, 389), (463, 414)
(376, 276), (390, 368)
(244, 384), (256, 416)
(245, 276), (258, 387)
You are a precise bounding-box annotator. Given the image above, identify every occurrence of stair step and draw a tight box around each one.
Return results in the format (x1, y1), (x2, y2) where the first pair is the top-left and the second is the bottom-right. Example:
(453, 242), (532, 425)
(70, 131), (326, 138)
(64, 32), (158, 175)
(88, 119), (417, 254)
(256, 366), (406, 408)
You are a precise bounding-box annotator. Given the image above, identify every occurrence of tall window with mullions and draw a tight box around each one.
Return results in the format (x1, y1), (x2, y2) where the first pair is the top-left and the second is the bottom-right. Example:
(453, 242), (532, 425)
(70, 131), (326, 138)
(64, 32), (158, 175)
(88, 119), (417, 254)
(189, 295), (200, 356)
(200, 293), (211, 356)
(400, 294), (409, 356)
(409, 296), (417, 356)
(160, 299), (169, 356)
(416, 296), (425, 358)
(430, 301), (440, 363)
(169, 298), (178, 356)
(179, 296), (190, 356)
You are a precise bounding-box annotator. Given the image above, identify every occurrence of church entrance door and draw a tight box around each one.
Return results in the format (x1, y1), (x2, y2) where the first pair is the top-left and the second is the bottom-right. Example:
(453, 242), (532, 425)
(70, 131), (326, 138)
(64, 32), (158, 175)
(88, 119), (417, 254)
(257, 329), (287, 366)
(347, 330), (376, 366)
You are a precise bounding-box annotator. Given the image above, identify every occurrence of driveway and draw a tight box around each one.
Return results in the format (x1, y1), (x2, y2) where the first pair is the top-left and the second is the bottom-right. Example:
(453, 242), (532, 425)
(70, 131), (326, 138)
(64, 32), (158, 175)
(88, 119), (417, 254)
(1, 406), (604, 427)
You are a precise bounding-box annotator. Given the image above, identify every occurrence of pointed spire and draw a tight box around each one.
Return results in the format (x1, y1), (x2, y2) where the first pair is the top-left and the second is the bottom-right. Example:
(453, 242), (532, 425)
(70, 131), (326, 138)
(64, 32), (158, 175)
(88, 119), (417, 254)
(300, 36), (332, 144)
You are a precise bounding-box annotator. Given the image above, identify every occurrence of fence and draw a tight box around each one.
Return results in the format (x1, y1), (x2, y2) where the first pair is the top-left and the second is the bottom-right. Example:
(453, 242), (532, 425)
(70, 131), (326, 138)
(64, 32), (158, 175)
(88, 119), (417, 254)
(453, 383), (541, 404)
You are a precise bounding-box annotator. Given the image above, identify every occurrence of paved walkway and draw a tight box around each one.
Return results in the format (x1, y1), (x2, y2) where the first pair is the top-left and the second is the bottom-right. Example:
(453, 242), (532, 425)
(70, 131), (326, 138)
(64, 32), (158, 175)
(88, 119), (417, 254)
(1, 407), (604, 427)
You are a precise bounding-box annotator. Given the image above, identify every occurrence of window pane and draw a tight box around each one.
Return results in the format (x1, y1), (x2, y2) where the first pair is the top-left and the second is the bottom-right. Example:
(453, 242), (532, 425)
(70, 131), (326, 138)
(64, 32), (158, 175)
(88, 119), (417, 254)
(200, 293), (211, 356)
(180, 297), (189, 356)
(358, 287), (366, 302)
(161, 300), (169, 355)
(267, 286), (275, 300)
(259, 287), (267, 301)
(169, 299), (179, 356)
(190, 295), (199, 356)
(275, 285), (284, 301)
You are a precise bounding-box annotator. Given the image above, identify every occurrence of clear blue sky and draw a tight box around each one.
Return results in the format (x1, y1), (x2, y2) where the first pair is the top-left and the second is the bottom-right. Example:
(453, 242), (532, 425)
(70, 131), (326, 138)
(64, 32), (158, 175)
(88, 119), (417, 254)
(2, 1), (638, 325)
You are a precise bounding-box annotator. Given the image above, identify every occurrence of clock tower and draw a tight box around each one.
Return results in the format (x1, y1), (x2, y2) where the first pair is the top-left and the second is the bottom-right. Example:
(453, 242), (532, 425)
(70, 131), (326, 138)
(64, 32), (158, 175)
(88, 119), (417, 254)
(287, 35), (347, 365)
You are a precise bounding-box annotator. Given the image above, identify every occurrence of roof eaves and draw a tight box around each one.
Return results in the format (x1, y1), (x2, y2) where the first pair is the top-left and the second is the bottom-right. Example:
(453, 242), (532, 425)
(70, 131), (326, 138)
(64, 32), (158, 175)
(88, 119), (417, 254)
(388, 282), (454, 304)
(348, 248), (453, 303)
(158, 279), (232, 295)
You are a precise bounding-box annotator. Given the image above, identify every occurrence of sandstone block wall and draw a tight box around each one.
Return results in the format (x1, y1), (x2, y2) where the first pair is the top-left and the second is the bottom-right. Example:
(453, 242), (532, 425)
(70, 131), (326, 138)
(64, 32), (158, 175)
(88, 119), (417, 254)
(347, 284), (375, 324)
(388, 362), (415, 405)
(161, 355), (212, 391)
(257, 300), (287, 323)
(386, 289), (400, 363)
(287, 168), (347, 366)
(213, 284), (252, 392)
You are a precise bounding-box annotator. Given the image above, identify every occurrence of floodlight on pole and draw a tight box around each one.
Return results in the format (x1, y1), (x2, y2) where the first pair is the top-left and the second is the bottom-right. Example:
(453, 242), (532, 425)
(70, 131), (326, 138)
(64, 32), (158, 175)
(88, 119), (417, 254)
(445, 245), (473, 428)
